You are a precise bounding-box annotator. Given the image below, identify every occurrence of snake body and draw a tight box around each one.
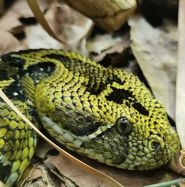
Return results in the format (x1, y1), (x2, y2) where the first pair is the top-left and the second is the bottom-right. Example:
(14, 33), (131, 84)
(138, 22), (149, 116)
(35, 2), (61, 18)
(0, 49), (180, 186)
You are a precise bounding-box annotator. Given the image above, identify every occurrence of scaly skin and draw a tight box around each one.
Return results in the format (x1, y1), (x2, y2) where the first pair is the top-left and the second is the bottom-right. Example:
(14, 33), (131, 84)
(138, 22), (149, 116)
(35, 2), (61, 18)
(0, 49), (180, 186)
(0, 71), (38, 186)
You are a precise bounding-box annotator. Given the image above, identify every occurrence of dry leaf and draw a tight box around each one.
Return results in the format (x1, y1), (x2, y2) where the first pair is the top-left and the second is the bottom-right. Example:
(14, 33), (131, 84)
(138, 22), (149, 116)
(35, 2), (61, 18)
(18, 165), (59, 187)
(44, 153), (108, 187)
(0, 30), (22, 55)
(179, 180), (185, 187)
(87, 32), (130, 62)
(63, 0), (137, 31)
(0, 0), (51, 31)
(51, 2), (93, 45)
(0, 181), (7, 187)
(87, 34), (123, 54)
(168, 153), (185, 176)
(25, 2), (93, 54)
(25, 25), (63, 49)
(12, 0), (51, 18)
(128, 15), (178, 119)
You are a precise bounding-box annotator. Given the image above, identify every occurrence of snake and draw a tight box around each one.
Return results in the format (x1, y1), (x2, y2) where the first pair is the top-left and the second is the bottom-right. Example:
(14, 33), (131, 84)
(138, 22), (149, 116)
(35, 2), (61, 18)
(0, 49), (180, 186)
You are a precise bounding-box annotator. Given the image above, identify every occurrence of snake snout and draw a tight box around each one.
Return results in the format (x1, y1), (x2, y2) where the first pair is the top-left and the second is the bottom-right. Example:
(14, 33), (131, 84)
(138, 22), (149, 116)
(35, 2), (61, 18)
(165, 126), (181, 154)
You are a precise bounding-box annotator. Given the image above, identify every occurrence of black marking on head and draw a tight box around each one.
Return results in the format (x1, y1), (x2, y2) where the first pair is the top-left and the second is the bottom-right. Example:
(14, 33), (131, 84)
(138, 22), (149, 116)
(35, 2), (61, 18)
(43, 53), (125, 96)
(26, 62), (55, 74)
(112, 75), (123, 85)
(132, 102), (149, 116)
(106, 87), (149, 116)
(86, 81), (104, 95)
(0, 62), (21, 81)
(3, 78), (27, 101)
(106, 87), (133, 104)
(87, 75), (124, 95)
(23, 62), (56, 84)
(29, 107), (41, 123)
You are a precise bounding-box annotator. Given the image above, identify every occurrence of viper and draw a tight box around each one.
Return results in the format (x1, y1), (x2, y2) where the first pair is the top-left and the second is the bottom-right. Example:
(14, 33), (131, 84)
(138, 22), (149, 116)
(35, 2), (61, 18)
(0, 49), (180, 186)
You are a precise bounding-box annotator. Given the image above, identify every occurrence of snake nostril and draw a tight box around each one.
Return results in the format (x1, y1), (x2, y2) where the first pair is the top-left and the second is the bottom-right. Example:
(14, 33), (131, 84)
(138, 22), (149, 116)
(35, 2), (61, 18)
(148, 135), (165, 151)
(151, 141), (161, 151)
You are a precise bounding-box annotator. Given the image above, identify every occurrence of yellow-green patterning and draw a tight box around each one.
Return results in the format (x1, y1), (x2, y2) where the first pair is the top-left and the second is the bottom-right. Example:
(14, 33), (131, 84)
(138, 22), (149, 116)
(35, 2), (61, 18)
(0, 49), (180, 186)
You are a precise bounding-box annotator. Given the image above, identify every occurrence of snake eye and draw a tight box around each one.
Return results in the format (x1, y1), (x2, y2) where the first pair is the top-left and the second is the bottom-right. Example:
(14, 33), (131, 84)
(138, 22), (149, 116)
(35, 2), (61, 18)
(116, 117), (133, 135)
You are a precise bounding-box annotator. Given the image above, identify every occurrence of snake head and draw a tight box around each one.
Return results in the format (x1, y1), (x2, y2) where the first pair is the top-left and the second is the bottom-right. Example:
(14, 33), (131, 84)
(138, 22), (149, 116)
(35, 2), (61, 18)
(82, 111), (180, 170)
(116, 110), (180, 170)
(108, 72), (181, 170)
(9, 49), (178, 171)
(81, 73), (181, 170)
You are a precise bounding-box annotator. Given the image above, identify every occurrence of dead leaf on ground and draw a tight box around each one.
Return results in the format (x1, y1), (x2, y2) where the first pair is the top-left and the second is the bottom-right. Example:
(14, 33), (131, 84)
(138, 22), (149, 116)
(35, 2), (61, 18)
(179, 180), (185, 187)
(87, 32), (130, 62)
(128, 15), (178, 119)
(62, 0), (137, 32)
(25, 1), (93, 54)
(51, 1), (93, 46)
(0, 0), (51, 31)
(168, 152), (185, 176)
(18, 165), (60, 187)
(44, 153), (108, 187)
(0, 30), (22, 55)
(0, 0), (94, 53)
